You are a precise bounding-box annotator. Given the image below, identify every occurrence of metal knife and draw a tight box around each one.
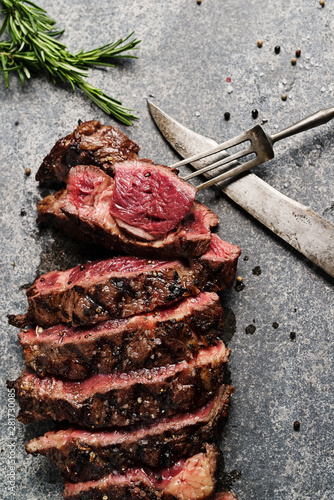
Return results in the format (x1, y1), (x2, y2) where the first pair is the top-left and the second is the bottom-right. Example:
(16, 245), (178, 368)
(148, 100), (334, 278)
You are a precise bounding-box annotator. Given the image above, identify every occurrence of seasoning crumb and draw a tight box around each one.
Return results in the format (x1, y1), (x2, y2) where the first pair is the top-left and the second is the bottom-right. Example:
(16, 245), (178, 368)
(144, 172), (151, 177)
(252, 265), (262, 276)
(290, 331), (296, 340)
(102, 496), (108, 500)
(257, 40), (263, 48)
(224, 112), (231, 121)
(137, 397), (143, 404)
(293, 421), (300, 431)
(197, 0), (202, 4)
(20, 209), (26, 217)
(272, 322), (279, 329)
(245, 324), (256, 335)
(281, 93), (287, 101)
(15, 121), (19, 126)
(25, 167), (31, 176)
(80, 265), (85, 271)
(252, 109), (259, 119)
(319, 0), (325, 7)
(11, 261), (16, 268)
(236, 276), (243, 283)
(295, 49), (301, 58)
(243, 255), (249, 261)
(274, 45), (281, 54)
(291, 58), (297, 66)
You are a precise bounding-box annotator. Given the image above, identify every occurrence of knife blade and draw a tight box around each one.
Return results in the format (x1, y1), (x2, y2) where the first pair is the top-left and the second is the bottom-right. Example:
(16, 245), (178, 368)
(148, 100), (334, 278)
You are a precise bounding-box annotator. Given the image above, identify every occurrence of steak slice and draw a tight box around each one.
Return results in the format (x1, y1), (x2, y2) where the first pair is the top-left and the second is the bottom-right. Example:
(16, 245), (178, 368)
(63, 443), (218, 500)
(36, 120), (140, 183)
(26, 385), (232, 481)
(109, 160), (196, 239)
(37, 165), (218, 259)
(9, 342), (229, 428)
(19, 292), (224, 380)
(9, 236), (240, 329)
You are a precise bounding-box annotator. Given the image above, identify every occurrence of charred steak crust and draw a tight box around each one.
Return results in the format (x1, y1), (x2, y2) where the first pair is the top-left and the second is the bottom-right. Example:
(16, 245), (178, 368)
(36, 120), (140, 183)
(9, 236), (240, 329)
(8, 343), (229, 428)
(19, 293), (224, 380)
(62, 443), (218, 500)
(36, 168), (218, 259)
(26, 385), (232, 482)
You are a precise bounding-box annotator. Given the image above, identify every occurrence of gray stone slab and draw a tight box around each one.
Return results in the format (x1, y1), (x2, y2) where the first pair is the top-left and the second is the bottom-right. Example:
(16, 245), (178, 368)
(0, 1), (333, 499)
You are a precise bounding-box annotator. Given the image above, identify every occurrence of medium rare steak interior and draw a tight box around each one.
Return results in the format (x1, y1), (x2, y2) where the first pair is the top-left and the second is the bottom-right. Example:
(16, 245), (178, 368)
(36, 120), (140, 183)
(9, 342), (229, 428)
(25, 385), (232, 482)
(9, 235), (240, 329)
(109, 160), (196, 239)
(62, 443), (218, 500)
(19, 292), (224, 379)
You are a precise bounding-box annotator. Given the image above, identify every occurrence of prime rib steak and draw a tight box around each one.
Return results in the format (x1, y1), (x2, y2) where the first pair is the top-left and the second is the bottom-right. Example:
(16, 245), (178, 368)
(37, 165), (217, 259)
(62, 443), (218, 500)
(19, 292), (224, 380)
(9, 235), (240, 329)
(36, 120), (140, 183)
(8, 342), (229, 428)
(26, 385), (232, 482)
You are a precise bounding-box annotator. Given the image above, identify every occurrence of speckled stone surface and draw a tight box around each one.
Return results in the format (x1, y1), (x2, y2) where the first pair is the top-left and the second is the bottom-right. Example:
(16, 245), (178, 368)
(0, 1), (333, 499)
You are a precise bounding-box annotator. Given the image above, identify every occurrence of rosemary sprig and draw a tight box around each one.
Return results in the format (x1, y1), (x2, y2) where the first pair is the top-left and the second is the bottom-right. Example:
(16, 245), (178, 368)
(0, 0), (140, 124)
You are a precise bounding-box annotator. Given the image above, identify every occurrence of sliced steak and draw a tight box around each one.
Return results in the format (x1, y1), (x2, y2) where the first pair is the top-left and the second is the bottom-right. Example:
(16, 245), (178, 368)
(63, 443), (218, 500)
(37, 165), (217, 258)
(9, 342), (229, 428)
(9, 236), (240, 329)
(36, 120), (140, 183)
(109, 160), (196, 239)
(19, 292), (224, 380)
(26, 385), (232, 481)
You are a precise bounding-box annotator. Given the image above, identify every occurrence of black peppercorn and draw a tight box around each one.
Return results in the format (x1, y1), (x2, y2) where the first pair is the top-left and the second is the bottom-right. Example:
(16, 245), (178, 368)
(293, 421), (300, 431)
(290, 331), (296, 340)
(274, 45), (281, 54)
(252, 109), (258, 119)
(224, 112), (231, 121)
(295, 49), (301, 58)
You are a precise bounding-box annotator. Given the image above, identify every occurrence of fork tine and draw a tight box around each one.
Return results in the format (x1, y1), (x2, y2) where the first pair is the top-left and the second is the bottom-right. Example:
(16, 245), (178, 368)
(196, 155), (262, 191)
(170, 130), (251, 168)
(183, 145), (254, 181)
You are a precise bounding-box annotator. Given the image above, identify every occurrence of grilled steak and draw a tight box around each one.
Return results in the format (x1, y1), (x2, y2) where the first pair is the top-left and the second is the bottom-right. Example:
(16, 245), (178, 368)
(19, 292), (223, 380)
(9, 342), (229, 428)
(36, 120), (140, 183)
(26, 385), (232, 481)
(9, 236), (240, 329)
(109, 160), (196, 239)
(37, 166), (217, 259)
(63, 443), (218, 500)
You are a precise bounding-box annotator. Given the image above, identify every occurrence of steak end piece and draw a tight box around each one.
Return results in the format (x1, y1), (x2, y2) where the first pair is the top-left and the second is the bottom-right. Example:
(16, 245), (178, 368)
(63, 443), (218, 500)
(19, 292), (224, 380)
(36, 120), (140, 183)
(37, 164), (218, 259)
(9, 342), (229, 428)
(25, 385), (233, 482)
(9, 233), (239, 329)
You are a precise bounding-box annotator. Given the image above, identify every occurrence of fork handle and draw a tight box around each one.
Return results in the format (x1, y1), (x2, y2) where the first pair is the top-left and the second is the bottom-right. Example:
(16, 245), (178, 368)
(270, 106), (334, 144)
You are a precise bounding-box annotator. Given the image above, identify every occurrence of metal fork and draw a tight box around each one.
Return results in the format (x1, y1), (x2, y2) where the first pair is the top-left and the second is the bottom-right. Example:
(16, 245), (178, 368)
(170, 106), (334, 190)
